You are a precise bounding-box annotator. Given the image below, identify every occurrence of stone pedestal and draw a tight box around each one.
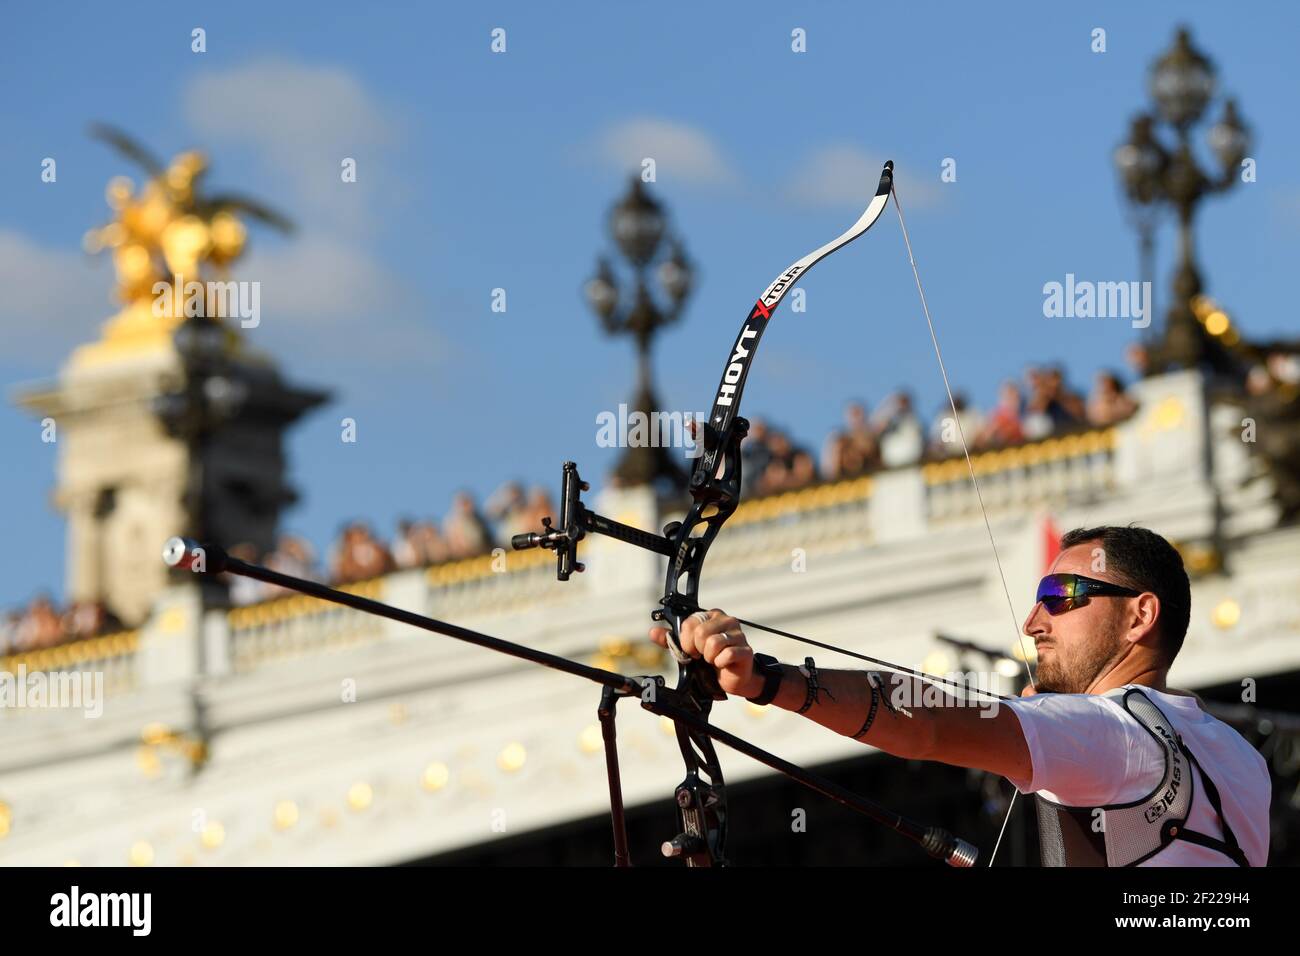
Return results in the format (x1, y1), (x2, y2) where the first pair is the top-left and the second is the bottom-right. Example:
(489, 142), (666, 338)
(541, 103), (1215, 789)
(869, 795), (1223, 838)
(17, 315), (327, 627)
(1114, 368), (1209, 490)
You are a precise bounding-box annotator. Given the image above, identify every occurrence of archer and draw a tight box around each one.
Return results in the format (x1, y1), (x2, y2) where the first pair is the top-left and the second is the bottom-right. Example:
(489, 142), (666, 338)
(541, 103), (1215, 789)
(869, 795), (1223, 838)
(652, 525), (1270, 867)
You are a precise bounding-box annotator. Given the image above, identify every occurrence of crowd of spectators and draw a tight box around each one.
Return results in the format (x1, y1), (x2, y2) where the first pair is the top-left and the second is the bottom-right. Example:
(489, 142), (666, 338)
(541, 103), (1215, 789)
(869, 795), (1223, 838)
(1246, 347), (1300, 398)
(276, 366), (1131, 593)
(221, 482), (559, 604)
(2, 483), (562, 638)
(0, 596), (121, 656)
(748, 364), (1140, 490)
(4, 365), (1145, 636)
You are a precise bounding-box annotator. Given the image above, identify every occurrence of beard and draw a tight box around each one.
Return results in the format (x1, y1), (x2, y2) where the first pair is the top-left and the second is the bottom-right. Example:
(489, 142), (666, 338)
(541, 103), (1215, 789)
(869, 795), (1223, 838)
(1034, 630), (1127, 694)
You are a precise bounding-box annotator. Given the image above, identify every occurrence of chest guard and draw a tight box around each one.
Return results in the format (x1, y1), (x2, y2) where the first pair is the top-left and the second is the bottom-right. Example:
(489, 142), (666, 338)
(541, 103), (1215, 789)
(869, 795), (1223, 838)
(1034, 688), (1248, 867)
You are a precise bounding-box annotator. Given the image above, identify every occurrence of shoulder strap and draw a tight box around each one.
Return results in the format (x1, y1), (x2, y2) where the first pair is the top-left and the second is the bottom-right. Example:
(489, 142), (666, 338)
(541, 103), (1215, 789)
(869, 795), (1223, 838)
(1176, 742), (1250, 867)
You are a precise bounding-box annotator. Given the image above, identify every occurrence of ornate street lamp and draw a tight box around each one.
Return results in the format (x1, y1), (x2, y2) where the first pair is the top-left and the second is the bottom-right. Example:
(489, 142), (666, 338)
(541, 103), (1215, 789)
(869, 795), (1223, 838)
(1149, 27), (1215, 130)
(153, 315), (248, 550)
(609, 178), (666, 267)
(1113, 26), (1251, 375)
(584, 178), (695, 493)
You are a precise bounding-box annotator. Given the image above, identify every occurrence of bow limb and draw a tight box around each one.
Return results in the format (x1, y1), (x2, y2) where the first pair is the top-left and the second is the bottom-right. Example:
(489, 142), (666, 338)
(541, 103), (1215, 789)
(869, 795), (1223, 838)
(665, 712), (728, 865)
(659, 161), (897, 683)
(695, 161), (895, 484)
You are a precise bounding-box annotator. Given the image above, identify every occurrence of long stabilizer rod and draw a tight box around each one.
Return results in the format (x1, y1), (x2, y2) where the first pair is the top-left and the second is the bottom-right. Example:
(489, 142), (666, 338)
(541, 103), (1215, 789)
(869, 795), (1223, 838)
(161, 536), (977, 866)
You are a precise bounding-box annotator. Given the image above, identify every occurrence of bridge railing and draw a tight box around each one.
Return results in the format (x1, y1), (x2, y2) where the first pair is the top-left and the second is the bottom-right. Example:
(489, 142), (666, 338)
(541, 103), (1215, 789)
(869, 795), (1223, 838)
(4, 425), (1125, 685)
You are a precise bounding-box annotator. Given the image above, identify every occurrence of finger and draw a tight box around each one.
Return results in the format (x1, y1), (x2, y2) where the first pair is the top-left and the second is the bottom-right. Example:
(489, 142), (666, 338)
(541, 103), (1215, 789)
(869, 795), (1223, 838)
(679, 610), (743, 660)
(678, 612), (700, 646)
(688, 609), (733, 641)
(648, 627), (669, 649)
(699, 615), (745, 664)
(713, 642), (754, 672)
(706, 611), (744, 634)
(677, 611), (713, 657)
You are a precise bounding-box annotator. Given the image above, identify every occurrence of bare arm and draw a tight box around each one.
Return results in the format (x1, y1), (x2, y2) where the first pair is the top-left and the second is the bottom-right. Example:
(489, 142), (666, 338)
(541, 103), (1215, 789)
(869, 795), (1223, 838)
(650, 610), (1032, 783)
(759, 665), (1031, 783)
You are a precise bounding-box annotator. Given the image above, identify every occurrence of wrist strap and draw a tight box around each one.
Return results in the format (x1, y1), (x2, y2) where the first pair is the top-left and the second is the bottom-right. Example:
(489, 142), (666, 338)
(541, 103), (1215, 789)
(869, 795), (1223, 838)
(797, 657), (835, 714)
(746, 653), (783, 706)
(853, 674), (883, 739)
(853, 672), (902, 739)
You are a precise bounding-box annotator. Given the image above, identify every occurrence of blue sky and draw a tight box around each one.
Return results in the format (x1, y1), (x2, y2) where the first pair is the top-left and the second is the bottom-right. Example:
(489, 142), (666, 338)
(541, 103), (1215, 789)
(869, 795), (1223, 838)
(2, 2), (1297, 605)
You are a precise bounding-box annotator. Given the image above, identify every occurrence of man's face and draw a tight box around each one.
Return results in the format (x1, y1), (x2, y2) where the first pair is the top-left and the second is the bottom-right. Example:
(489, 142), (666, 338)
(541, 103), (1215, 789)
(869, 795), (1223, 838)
(1021, 543), (1136, 694)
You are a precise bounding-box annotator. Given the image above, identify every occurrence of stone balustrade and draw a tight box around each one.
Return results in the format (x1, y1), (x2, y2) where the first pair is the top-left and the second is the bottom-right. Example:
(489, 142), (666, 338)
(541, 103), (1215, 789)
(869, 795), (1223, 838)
(2, 425), (1131, 688)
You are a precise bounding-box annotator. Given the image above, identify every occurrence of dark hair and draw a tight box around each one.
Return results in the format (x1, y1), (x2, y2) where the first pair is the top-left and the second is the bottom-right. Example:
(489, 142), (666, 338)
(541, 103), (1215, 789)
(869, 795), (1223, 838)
(1058, 525), (1191, 661)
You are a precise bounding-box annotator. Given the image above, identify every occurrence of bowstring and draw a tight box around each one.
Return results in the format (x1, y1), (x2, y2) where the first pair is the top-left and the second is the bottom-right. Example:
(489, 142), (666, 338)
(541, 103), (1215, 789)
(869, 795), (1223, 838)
(732, 614), (1013, 702)
(890, 182), (1037, 866)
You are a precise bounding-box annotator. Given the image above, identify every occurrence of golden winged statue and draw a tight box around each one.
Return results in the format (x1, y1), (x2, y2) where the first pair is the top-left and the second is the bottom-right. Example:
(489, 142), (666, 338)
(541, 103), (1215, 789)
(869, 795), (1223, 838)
(76, 125), (293, 361)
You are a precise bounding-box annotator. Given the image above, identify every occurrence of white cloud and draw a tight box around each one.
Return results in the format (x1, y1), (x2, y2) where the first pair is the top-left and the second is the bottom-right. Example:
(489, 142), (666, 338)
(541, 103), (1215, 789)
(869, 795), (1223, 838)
(785, 145), (941, 209)
(0, 230), (113, 368)
(593, 118), (738, 186)
(183, 58), (404, 233)
(181, 58), (445, 369)
(0, 229), (445, 373)
(234, 237), (449, 366)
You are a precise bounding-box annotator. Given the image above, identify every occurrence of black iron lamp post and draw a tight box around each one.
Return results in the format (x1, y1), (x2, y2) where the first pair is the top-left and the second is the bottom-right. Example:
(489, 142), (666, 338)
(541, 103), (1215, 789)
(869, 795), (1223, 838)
(584, 178), (695, 493)
(153, 315), (249, 555)
(1113, 26), (1251, 375)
